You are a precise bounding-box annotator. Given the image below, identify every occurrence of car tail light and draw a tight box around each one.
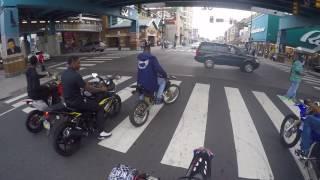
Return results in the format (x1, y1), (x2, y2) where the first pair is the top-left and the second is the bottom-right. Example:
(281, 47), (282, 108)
(44, 112), (50, 119)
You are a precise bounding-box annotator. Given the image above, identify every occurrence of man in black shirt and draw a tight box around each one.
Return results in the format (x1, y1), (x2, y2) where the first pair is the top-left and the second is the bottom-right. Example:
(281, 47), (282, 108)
(25, 56), (50, 103)
(61, 56), (111, 139)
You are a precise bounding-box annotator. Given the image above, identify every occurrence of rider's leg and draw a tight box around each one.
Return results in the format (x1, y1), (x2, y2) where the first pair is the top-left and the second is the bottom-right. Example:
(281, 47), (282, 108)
(156, 77), (166, 100)
(286, 81), (296, 99)
(76, 99), (111, 139)
(300, 115), (320, 155)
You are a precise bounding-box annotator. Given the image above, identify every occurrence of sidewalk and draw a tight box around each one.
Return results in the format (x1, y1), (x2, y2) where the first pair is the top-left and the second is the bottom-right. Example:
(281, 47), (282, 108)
(0, 70), (52, 100)
(259, 56), (320, 77)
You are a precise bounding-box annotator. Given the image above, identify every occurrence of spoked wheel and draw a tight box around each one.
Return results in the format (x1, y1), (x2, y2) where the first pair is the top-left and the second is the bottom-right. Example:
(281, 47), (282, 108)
(163, 84), (180, 104)
(129, 101), (149, 127)
(53, 121), (81, 156)
(26, 110), (44, 133)
(108, 94), (122, 118)
(280, 114), (301, 148)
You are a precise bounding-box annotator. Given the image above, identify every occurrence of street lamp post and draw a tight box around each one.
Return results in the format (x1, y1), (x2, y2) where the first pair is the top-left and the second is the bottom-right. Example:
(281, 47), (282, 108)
(161, 7), (164, 49)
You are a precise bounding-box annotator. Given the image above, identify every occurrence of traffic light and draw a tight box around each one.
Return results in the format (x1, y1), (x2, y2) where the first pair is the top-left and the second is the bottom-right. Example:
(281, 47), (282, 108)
(316, 0), (320, 8)
(293, 0), (299, 15)
(209, 16), (214, 23)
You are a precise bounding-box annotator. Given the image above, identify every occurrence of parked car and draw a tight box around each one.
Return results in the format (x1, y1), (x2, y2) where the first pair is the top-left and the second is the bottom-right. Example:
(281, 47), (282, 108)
(191, 42), (201, 49)
(194, 42), (260, 73)
(80, 41), (106, 52)
(27, 51), (50, 61)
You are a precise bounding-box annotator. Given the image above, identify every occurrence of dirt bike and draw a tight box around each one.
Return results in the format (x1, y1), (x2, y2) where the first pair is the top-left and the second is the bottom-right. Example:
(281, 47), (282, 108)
(108, 147), (214, 180)
(280, 99), (320, 178)
(129, 75), (180, 127)
(24, 72), (63, 133)
(51, 73), (122, 156)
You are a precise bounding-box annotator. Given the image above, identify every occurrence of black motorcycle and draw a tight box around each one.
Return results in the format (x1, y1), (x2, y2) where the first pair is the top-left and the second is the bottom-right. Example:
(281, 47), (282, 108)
(50, 73), (122, 156)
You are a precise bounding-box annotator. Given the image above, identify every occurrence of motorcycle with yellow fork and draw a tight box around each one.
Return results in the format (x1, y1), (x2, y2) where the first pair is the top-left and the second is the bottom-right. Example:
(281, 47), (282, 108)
(50, 73), (121, 156)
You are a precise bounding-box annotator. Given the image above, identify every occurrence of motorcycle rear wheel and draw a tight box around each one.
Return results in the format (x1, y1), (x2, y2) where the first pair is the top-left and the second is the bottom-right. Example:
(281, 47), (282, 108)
(53, 121), (81, 156)
(108, 94), (122, 118)
(26, 110), (44, 133)
(280, 114), (301, 148)
(130, 101), (149, 127)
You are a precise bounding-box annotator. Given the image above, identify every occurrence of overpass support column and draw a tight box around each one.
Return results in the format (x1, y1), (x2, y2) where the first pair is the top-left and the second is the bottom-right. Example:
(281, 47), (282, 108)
(0, 7), (26, 77)
(47, 21), (61, 56)
(130, 20), (139, 50)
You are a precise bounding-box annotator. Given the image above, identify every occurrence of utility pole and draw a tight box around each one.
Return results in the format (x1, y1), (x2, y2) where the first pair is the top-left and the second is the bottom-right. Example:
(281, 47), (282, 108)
(248, 11), (253, 52)
(161, 7), (164, 49)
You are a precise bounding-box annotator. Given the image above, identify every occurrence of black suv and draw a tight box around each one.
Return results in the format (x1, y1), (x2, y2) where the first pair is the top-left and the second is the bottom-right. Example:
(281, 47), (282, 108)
(194, 42), (259, 73)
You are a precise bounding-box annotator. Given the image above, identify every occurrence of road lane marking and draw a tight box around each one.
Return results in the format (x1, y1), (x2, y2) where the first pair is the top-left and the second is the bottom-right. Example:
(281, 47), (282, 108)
(81, 61), (105, 63)
(85, 58), (113, 61)
(99, 81), (181, 153)
(161, 83), (209, 168)
(5, 93), (27, 104)
(254, 92), (310, 180)
(56, 67), (86, 70)
(0, 107), (17, 117)
(225, 87), (274, 180)
(22, 107), (36, 114)
(93, 56), (120, 59)
(80, 64), (96, 67)
(12, 101), (26, 108)
(48, 62), (67, 69)
(277, 95), (299, 116)
(314, 86), (320, 90)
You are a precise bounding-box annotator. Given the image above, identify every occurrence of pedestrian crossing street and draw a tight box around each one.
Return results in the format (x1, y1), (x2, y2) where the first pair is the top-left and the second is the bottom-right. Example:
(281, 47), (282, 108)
(4, 74), (310, 180)
(265, 61), (320, 91)
(47, 55), (121, 71)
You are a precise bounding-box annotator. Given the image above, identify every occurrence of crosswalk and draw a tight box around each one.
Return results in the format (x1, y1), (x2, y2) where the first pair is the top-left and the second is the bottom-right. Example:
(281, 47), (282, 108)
(166, 48), (196, 53)
(48, 55), (121, 71)
(264, 61), (320, 91)
(3, 73), (310, 179)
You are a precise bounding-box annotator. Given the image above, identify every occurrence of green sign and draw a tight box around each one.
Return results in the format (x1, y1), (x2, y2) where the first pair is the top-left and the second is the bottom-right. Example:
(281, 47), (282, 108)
(285, 26), (320, 53)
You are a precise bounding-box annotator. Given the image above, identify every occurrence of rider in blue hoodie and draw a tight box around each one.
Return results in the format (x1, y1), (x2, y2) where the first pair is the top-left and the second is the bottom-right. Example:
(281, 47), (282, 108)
(137, 41), (167, 104)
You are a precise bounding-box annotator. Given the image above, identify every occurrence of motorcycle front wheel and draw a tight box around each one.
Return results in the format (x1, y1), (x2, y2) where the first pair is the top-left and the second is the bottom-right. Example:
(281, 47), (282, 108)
(26, 110), (44, 133)
(129, 101), (149, 127)
(53, 121), (81, 156)
(280, 114), (301, 148)
(163, 84), (180, 104)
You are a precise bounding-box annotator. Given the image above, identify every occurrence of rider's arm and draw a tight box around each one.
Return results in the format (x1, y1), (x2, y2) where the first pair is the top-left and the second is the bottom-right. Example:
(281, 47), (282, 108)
(152, 56), (167, 78)
(84, 82), (107, 93)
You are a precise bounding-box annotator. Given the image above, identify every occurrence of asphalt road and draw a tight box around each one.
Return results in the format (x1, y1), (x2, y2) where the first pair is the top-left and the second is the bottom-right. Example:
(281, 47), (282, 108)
(0, 47), (319, 180)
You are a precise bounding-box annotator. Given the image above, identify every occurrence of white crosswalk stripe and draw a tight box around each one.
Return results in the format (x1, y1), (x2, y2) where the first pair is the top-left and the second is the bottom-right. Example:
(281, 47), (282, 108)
(3, 75), (310, 178)
(99, 80), (182, 153)
(161, 83), (209, 168)
(225, 87), (273, 180)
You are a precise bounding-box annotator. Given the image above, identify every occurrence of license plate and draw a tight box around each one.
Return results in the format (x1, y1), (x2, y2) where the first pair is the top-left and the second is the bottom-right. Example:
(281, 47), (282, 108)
(43, 120), (50, 130)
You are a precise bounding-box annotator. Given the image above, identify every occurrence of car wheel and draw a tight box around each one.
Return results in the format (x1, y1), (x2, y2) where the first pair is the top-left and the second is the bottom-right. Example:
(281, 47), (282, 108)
(242, 62), (254, 73)
(204, 59), (214, 69)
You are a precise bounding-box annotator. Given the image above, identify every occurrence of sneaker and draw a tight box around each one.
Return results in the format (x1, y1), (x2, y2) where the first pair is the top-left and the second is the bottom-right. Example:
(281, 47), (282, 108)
(97, 131), (112, 140)
(295, 149), (308, 159)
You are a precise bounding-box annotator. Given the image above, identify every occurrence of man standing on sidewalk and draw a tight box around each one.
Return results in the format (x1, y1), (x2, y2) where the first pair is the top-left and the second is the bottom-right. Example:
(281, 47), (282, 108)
(285, 52), (305, 102)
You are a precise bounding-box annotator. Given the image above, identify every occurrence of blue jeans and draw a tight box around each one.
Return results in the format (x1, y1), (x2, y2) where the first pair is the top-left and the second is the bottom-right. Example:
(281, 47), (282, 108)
(139, 78), (166, 100)
(156, 77), (166, 100)
(301, 115), (320, 154)
(286, 81), (300, 99)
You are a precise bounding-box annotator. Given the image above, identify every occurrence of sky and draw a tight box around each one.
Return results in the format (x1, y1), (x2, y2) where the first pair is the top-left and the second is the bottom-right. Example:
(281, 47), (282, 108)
(192, 7), (252, 40)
